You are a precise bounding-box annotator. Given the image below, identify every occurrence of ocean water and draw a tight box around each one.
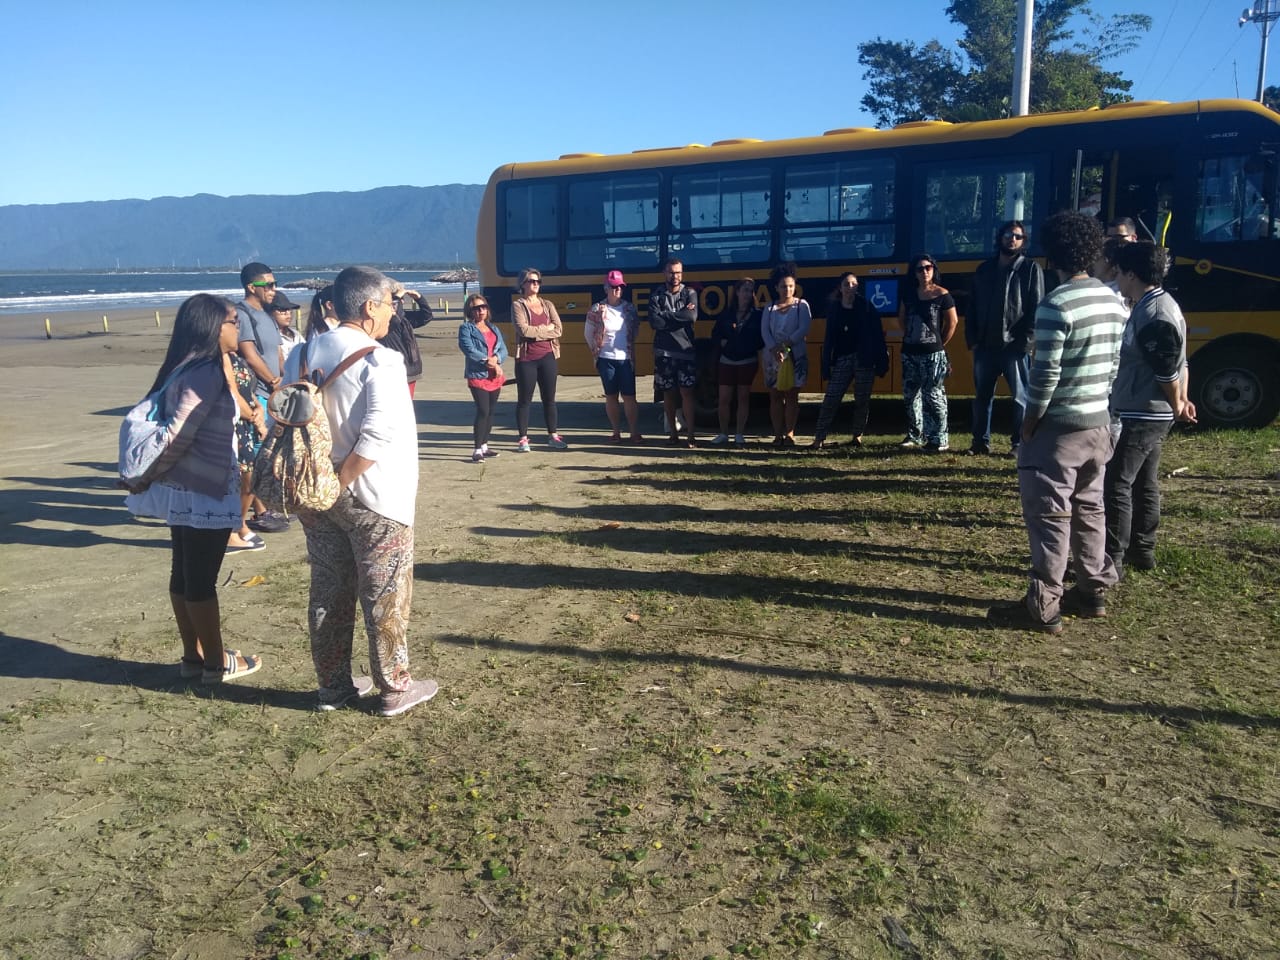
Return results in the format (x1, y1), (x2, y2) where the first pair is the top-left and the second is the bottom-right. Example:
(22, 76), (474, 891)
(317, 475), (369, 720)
(0, 270), (467, 317)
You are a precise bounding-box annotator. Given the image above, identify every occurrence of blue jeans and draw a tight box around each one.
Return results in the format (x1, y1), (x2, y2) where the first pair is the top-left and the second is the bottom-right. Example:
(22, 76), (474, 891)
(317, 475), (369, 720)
(971, 344), (1029, 449)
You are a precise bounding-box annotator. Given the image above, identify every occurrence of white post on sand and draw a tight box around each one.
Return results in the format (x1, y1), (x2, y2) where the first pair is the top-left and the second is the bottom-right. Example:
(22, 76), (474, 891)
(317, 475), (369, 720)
(102, 315), (110, 333)
(45, 318), (52, 339)
(155, 310), (161, 327)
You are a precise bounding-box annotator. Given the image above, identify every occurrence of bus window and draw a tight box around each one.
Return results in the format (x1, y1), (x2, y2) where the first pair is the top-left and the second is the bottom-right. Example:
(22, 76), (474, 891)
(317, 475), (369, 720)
(670, 166), (772, 266)
(1196, 153), (1280, 242)
(920, 160), (1038, 257)
(782, 158), (895, 261)
(501, 182), (560, 274)
(567, 174), (661, 270)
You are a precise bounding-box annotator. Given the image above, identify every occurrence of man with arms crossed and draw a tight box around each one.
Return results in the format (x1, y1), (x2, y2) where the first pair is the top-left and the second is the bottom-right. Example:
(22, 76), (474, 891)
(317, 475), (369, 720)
(965, 220), (1044, 456)
(236, 261), (290, 533)
(988, 212), (1124, 634)
(648, 257), (699, 447)
(283, 266), (439, 717)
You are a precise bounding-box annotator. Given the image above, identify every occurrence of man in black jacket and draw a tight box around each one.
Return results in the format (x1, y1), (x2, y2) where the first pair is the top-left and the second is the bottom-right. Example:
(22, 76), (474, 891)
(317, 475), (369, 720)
(966, 220), (1045, 455)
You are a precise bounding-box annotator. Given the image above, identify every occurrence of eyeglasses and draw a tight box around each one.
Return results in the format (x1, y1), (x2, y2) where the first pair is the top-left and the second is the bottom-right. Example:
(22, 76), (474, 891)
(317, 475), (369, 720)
(1002, 232), (1025, 240)
(471, 303), (489, 312)
(251, 280), (276, 289)
(915, 264), (934, 272)
(608, 284), (624, 291)
(524, 278), (541, 285)
(222, 318), (238, 326)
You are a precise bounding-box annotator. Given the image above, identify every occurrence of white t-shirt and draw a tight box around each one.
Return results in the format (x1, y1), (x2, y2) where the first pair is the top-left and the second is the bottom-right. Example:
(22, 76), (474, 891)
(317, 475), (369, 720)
(283, 327), (419, 526)
(598, 304), (629, 360)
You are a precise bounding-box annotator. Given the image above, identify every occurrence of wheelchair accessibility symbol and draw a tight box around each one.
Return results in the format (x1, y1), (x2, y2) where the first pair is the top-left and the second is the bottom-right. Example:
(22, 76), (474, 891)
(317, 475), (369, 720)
(865, 279), (898, 314)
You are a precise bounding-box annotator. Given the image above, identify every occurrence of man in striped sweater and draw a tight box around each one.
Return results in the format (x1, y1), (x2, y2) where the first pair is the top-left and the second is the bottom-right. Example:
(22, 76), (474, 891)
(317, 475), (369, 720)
(988, 211), (1125, 634)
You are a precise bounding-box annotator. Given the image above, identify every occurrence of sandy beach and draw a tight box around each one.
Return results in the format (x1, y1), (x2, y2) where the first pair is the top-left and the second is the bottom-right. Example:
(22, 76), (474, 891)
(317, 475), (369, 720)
(0, 303), (641, 701)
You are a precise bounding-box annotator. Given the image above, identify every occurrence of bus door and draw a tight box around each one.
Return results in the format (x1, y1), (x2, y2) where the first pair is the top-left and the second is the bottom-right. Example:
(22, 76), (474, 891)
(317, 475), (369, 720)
(1064, 148), (1175, 244)
(1111, 149), (1176, 243)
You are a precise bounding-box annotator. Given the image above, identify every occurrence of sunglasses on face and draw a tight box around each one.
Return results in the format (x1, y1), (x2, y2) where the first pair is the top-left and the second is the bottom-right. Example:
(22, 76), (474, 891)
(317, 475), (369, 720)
(915, 264), (934, 272)
(1002, 232), (1025, 240)
(251, 280), (276, 289)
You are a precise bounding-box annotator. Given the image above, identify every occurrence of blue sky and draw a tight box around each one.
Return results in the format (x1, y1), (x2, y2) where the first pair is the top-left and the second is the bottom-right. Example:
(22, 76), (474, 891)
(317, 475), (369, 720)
(0, 0), (1272, 205)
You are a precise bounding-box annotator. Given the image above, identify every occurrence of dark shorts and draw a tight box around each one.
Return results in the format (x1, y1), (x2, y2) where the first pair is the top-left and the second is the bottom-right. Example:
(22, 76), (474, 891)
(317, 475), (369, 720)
(654, 353), (697, 391)
(718, 359), (758, 388)
(596, 357), (636, 397)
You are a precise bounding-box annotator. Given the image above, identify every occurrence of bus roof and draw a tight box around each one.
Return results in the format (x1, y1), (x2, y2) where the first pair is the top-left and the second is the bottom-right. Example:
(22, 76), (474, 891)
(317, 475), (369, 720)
(487, 98), (1280, 184)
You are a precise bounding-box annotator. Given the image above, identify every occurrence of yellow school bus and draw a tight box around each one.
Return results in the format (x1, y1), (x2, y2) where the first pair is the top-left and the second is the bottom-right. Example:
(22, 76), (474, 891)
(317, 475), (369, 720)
(477, 98), (1280, 427)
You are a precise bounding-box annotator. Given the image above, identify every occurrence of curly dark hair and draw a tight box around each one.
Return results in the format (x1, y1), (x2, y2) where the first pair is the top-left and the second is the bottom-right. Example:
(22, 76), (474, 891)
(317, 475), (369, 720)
(769, 261), (798, 289)
(1113, 240), (1168, 286)
(1040, 211), (1104, 275)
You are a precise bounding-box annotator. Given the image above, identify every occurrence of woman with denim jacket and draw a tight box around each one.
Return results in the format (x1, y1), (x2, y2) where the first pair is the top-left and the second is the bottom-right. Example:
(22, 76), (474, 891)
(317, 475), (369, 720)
(458, 293), (509, 462)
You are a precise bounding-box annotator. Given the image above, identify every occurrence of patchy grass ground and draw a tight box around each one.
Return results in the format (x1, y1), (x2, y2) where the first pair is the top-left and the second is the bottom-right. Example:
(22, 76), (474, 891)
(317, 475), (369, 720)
(2, 425), (1277, 960)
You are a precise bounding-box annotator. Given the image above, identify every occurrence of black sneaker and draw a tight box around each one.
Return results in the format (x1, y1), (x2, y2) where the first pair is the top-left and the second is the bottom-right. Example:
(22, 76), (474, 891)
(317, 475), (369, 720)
(964, 443), (991, 456)
(247, 512), (290, 534)
(1060, 588), (1107, 618)
(1126, 550), (1156, 571)
(987, 600), (1063, 635)
(923, 441), (950, 453)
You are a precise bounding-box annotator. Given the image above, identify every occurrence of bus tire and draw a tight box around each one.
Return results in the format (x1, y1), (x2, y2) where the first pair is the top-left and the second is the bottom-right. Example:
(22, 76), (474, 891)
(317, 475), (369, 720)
(1189, 340), (1280, 428)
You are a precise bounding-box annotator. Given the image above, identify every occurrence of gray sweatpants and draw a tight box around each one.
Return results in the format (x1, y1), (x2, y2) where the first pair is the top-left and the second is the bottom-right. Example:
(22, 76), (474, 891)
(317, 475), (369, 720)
(1017, 422), (1119, 621)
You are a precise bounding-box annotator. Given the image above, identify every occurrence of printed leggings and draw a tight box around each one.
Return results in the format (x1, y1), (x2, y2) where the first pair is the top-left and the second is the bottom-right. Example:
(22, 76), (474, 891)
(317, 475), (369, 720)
(902, 351), (950, 446)
(813, 354), (876, 443)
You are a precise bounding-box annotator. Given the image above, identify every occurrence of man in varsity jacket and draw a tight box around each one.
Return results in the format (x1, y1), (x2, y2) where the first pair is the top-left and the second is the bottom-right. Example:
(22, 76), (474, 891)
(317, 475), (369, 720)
(1104, 241), (1196, 579)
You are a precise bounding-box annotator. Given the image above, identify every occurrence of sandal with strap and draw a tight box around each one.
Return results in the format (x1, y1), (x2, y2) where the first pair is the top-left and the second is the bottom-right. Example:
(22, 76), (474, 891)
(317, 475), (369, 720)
(201, 650), (263, 684)
(181, 648), (243, 680)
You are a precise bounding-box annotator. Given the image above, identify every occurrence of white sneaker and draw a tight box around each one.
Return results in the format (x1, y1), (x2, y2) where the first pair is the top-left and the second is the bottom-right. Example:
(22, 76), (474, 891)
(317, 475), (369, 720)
(378, 678), (440, 718)
(710, 433), (728, 445)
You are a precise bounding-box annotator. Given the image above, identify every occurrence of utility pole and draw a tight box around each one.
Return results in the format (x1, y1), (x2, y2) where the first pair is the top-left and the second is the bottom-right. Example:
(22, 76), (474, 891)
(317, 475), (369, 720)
(1240, 0), (1278, 102)
(1012, 0), (1034, 116)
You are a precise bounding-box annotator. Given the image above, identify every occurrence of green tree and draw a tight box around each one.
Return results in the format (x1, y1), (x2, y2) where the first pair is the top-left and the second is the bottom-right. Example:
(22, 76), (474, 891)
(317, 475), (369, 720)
(1265, 85), (1280, 112)
(858, 0), (1152, 127)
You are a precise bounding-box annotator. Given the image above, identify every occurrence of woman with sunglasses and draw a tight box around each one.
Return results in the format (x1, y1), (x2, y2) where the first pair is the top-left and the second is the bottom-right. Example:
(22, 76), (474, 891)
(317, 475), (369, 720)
(898, 254), (958, 452)
(458, 293), (508, 462)
(122, 294), (263, 683)
(511, 267), (567, 452)
(584, 269), (642, 443)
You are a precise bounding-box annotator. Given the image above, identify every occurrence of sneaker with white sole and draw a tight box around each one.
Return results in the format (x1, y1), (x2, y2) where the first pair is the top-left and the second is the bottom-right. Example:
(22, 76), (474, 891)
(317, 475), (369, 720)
(378, 678), (440, 718)
(516, 437), (531, 453)
(316, 676), (377, 711)
(471, 450), (485, 463)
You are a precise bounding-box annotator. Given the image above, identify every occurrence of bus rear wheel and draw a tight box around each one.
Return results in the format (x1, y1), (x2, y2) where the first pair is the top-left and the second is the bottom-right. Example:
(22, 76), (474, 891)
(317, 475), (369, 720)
(1190, 344), (1280, 428)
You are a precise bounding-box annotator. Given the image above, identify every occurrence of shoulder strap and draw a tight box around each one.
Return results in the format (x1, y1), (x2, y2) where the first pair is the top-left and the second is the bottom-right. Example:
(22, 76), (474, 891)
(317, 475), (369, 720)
(238, 303), (264, 354)
(318, 346), (377, 390)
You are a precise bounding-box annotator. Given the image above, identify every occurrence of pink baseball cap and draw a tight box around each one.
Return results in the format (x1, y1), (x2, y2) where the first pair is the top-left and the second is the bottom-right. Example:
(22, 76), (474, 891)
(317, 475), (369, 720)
(604, 269), (626, 287)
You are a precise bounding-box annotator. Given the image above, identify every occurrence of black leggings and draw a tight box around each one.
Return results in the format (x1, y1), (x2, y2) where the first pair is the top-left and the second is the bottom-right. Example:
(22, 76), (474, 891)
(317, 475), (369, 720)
(168, 525), (232, 602)
(469, 385), (502, 448)
(515, 354), (558, 437)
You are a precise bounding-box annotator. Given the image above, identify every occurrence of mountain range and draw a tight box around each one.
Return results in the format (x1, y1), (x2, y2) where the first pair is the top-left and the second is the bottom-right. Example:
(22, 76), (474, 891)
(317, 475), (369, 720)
(0, 184), (484, 270)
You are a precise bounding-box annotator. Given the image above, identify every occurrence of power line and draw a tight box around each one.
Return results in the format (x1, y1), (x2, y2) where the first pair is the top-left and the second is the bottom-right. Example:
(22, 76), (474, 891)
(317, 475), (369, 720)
(1134, 0), (1182, 91)
(1153, 0), (1216, 91)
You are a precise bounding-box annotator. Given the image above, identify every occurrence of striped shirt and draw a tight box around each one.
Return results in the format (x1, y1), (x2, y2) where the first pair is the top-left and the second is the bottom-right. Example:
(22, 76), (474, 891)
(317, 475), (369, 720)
(1026, 277), (1124, 429)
